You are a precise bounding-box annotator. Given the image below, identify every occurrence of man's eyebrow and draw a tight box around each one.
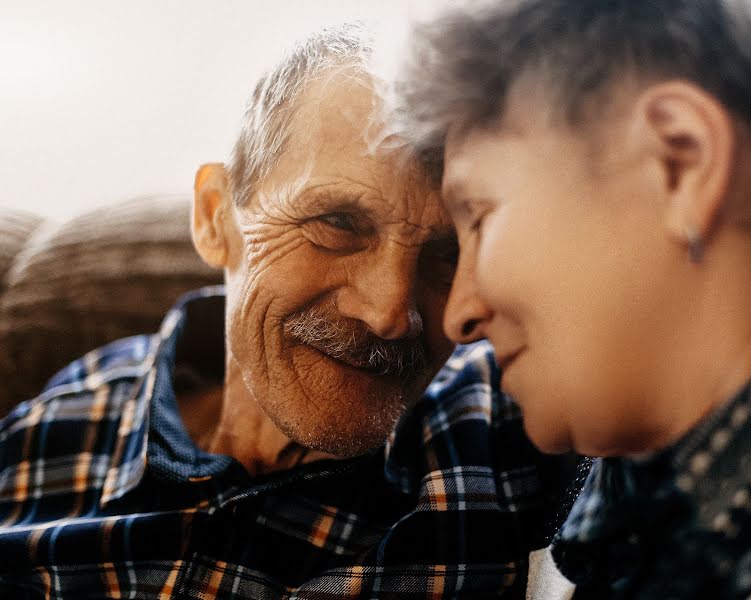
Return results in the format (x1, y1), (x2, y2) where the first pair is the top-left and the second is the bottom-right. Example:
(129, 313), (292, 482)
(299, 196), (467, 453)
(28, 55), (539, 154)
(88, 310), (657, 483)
(296, 186), (376, 215)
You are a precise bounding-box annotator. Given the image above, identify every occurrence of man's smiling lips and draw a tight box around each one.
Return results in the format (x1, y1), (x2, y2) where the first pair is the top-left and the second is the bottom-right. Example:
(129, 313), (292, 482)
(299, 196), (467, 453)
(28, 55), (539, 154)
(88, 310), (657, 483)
(299, 340), (391, 376)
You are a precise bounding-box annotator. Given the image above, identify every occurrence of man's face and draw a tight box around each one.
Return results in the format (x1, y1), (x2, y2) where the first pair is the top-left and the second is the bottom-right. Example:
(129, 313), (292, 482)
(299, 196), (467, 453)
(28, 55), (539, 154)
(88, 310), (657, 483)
(442, 102), (686, 455)
(221, 77), (456, 456)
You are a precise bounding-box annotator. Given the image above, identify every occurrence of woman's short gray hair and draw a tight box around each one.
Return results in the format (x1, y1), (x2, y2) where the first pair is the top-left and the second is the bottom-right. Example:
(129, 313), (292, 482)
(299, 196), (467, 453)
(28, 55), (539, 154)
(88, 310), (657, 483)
(227, 23), (373, 206)
(386, 0), (751, 166)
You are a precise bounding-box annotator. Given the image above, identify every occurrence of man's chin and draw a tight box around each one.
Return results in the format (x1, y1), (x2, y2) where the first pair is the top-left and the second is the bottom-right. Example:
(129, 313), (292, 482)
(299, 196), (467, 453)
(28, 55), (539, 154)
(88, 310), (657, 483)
(268, 399), (404, 458)
(292, 424), (392, 458)
(260, 344), (425, 457)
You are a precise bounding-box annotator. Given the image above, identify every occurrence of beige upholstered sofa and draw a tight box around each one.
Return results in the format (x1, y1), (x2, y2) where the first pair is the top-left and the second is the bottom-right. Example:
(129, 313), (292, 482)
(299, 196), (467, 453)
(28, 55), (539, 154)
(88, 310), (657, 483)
(0, 195), (222, 417)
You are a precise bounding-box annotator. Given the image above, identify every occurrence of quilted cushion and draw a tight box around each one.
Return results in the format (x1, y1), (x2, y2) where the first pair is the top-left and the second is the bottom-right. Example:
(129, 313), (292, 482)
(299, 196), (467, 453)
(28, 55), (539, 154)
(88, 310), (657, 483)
(0, 195), (223, 416)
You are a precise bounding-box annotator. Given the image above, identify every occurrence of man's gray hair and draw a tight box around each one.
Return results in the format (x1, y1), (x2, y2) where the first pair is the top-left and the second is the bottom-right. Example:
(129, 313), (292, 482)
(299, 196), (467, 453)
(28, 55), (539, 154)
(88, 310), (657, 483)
(228, 23), (373, 206)
(387, 0), (751, 164)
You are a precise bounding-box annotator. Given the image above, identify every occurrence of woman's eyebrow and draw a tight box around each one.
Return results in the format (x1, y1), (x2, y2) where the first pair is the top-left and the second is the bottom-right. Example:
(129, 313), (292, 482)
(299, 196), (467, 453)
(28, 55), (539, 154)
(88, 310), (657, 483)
(441, 180), (463, 209)
(442, 180), (485, 220)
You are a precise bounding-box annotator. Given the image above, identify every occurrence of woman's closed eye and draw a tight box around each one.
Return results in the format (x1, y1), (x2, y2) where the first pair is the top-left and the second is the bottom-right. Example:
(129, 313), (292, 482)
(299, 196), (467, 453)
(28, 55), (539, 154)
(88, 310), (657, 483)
(469, 212), (487, 233)
(463, 199), (496, 235)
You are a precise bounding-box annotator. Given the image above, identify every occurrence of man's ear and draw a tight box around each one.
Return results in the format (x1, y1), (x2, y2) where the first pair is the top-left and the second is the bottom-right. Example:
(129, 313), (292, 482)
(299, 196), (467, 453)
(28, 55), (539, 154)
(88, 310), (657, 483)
(192, 163), (230, 268)
(636, 81), (735, 248)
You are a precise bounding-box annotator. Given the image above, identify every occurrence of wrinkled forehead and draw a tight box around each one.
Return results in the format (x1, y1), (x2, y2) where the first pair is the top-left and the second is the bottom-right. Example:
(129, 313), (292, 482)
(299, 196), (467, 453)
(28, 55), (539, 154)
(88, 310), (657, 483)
(266, 73), (451, 233)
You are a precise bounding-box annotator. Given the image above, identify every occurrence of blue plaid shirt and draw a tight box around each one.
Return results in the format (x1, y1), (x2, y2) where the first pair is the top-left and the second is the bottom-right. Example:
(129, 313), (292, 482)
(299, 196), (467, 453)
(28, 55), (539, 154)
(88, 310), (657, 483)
(553, 380), (751, 599)
(0, 287), (574, 599)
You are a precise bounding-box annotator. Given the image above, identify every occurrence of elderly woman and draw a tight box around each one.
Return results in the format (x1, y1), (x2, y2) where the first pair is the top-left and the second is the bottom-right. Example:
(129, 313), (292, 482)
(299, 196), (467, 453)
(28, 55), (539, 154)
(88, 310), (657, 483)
(389, 0), (751, 598)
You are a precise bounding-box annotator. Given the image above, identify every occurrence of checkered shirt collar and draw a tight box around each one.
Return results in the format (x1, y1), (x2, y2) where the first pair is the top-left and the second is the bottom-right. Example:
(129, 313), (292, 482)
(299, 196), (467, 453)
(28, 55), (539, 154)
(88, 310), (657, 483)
(95, 285), (228, 505)
(553, 379), (751, 581)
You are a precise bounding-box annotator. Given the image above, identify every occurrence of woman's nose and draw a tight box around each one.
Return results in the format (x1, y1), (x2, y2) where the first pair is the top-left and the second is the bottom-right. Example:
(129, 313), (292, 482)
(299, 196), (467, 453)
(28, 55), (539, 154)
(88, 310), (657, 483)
(442, 249), (492, 344)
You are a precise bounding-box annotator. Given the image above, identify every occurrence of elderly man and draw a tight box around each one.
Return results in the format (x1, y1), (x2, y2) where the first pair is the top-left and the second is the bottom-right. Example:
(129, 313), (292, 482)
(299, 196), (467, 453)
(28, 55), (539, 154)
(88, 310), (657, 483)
(0, 25), (573, 598)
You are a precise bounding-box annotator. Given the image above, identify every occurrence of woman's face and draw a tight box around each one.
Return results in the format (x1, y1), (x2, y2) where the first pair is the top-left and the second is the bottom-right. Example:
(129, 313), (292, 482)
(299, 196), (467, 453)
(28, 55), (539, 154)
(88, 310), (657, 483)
(441, 111), (688, 455)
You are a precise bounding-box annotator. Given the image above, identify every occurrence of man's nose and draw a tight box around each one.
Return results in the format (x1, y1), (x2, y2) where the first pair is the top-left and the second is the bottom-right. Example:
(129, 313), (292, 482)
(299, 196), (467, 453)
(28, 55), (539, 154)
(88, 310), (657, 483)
(337, 246), (422, 340)
(443, 249), (492, 345)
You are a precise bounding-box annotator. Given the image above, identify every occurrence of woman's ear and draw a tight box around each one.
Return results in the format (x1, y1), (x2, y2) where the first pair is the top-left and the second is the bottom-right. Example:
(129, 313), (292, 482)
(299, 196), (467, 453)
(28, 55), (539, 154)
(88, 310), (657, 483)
(637, 81), (735, 249)
(192, 163), (231, 268)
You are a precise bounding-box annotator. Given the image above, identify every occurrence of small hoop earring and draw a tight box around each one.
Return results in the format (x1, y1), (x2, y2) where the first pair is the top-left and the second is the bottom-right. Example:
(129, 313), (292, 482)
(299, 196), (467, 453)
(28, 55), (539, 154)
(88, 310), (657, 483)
(685, 225), (704, 264)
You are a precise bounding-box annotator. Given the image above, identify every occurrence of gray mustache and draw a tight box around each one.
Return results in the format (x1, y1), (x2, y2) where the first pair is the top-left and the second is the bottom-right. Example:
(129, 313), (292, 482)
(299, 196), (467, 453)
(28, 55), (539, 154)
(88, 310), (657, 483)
(283, 307), (428, 379)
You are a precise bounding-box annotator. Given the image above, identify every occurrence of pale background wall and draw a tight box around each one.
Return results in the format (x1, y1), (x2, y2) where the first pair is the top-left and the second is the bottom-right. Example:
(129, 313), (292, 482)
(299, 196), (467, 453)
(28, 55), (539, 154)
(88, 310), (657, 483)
(0, 0), (409, 220)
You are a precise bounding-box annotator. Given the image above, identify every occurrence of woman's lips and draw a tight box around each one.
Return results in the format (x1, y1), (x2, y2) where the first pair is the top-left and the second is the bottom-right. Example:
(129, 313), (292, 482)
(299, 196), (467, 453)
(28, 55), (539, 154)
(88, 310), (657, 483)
(495, 347), (525, 372)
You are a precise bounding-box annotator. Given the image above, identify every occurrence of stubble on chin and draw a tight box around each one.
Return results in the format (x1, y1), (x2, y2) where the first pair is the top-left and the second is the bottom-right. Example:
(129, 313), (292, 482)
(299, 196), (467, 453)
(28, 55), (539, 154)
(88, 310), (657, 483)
(264, 353), (415, 457)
